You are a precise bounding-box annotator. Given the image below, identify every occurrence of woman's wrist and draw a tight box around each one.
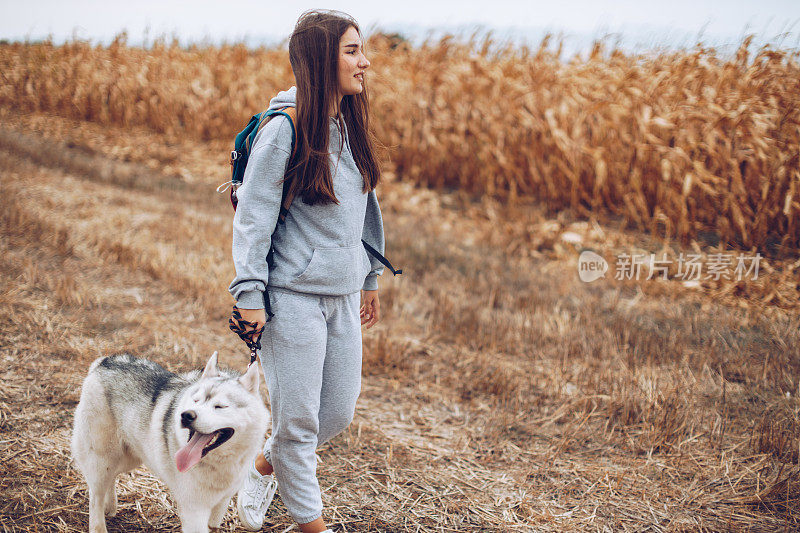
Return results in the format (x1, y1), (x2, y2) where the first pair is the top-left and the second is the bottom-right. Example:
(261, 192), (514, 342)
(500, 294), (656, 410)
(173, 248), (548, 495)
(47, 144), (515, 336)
(236, 289), (266, 310)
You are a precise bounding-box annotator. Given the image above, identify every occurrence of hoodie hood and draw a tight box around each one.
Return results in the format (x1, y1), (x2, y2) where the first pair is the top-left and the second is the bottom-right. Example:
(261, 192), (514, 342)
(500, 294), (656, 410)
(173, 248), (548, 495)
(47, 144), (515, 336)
(268, 86), (297, 111)
(266, 85), (350, 150)
(267, 85), (343, 122)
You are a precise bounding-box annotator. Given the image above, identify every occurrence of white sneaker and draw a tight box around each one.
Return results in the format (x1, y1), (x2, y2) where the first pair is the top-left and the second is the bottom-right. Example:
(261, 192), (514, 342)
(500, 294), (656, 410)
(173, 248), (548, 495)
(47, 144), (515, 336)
(237, 460), (278, 531)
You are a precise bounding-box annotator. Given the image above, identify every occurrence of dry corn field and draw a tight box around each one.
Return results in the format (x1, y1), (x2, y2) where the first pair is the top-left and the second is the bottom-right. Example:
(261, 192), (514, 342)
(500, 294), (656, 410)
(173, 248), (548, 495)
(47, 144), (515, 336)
(2, 34), (799, 252)
(1, 34), (799, 532)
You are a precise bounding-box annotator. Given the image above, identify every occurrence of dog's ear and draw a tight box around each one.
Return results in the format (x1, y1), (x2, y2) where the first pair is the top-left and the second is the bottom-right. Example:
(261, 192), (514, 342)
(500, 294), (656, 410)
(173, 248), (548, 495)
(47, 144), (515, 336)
(201, 351), (220, 380)
(239, 362), (260, 395)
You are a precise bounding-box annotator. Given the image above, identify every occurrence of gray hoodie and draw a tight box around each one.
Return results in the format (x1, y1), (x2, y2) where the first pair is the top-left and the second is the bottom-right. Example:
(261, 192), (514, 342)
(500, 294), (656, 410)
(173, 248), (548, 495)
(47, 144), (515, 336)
(228, 86), (385, 309)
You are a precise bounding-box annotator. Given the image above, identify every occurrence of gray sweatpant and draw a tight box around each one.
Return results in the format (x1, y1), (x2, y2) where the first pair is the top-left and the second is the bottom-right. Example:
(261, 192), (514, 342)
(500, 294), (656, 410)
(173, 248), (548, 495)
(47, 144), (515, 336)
(258, 286), (362, 524)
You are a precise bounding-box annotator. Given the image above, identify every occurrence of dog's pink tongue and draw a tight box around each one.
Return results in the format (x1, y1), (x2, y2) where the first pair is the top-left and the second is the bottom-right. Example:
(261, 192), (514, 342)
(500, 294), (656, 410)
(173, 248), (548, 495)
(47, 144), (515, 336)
(175, 432), (215, 472)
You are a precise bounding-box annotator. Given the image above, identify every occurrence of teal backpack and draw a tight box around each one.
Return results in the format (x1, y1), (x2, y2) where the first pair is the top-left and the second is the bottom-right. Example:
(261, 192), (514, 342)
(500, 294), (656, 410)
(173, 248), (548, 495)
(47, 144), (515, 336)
(220, 106), (297, 217)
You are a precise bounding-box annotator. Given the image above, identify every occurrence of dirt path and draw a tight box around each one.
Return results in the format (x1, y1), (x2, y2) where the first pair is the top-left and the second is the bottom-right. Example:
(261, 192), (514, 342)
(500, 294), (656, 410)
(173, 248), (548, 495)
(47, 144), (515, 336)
(1, 117), (798, 532)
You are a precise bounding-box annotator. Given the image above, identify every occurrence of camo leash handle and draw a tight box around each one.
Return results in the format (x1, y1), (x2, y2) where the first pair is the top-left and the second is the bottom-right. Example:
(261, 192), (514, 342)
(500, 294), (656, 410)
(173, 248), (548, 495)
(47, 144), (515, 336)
(228, 306), (265, 366)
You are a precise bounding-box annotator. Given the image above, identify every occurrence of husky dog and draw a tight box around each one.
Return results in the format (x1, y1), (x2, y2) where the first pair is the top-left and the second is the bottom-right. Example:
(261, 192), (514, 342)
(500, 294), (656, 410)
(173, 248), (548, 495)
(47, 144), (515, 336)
(71, 352), (269, 533)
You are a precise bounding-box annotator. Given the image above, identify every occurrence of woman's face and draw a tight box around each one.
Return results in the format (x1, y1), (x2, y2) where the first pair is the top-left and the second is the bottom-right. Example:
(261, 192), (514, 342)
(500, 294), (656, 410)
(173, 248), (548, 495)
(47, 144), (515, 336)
(337, 25), (370, 98)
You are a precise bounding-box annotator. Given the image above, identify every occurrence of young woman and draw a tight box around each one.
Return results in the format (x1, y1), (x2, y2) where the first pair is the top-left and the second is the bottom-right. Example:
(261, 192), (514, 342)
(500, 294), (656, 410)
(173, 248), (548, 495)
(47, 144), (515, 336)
(228, 10), (387, 533)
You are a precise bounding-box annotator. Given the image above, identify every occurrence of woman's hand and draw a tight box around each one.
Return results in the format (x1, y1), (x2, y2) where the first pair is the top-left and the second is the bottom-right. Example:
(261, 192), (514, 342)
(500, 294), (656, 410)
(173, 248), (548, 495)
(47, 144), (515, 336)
(360, 289), (380, 329)
(232, 307), (267, 344)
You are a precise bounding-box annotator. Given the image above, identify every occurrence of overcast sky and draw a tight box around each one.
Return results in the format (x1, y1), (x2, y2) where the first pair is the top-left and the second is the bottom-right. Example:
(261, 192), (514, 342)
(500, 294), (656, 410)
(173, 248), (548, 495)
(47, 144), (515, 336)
(2, 0), (799, 53)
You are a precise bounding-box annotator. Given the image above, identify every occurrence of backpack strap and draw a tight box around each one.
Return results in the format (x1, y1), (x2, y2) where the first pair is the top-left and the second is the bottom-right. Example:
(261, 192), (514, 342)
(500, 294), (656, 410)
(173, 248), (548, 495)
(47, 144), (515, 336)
(264, 106), (298, 308)
(264, 106), (298, 225)
(361, 239), (403, 276)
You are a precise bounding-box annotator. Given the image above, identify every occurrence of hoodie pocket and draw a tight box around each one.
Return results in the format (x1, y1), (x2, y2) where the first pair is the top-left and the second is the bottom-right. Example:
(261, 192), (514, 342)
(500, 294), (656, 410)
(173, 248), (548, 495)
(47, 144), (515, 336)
(291, 244), (370, 295)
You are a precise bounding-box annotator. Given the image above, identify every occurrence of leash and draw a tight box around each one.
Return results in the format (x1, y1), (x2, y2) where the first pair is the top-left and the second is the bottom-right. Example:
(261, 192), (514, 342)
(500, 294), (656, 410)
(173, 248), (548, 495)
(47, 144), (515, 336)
(228, 306), (265, 366)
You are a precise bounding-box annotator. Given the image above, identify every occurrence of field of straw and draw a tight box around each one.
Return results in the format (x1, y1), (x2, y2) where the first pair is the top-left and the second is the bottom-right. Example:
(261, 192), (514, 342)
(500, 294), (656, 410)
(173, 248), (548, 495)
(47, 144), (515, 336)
(0, 33), (798, 532)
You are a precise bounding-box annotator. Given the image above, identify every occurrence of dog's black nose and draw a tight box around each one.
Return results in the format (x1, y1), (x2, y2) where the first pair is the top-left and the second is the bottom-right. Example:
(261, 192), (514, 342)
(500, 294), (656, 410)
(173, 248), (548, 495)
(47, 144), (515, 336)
(181, 410), (197, 428)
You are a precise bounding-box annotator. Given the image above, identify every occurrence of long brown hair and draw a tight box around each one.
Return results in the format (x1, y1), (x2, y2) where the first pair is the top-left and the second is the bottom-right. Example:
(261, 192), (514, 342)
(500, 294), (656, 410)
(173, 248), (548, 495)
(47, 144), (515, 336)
(286, 9), (381, 206)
